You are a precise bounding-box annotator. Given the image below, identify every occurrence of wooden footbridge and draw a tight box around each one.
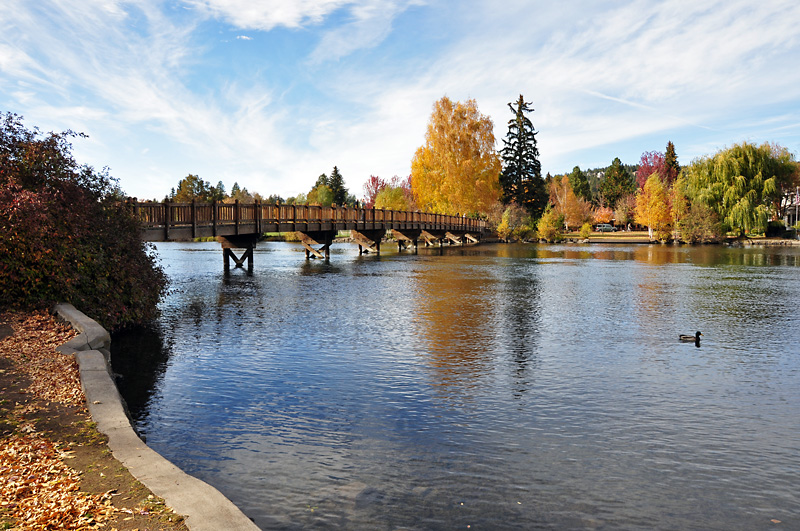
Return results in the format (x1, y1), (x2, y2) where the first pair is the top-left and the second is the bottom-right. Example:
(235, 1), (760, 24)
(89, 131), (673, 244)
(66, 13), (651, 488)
(133, 201), (487, 269)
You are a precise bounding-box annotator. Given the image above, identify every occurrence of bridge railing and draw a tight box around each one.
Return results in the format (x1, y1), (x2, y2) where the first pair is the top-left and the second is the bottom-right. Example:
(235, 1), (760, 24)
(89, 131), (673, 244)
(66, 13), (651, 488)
(133, 201), (486, 236)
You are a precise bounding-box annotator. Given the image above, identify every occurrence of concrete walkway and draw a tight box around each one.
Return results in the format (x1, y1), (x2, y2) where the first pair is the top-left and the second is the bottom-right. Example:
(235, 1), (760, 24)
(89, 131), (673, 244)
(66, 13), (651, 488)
(54, 303), (259, 531)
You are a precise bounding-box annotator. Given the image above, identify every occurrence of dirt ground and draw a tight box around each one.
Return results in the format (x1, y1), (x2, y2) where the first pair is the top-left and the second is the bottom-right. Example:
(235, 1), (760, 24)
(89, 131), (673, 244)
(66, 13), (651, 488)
(0, 310), (188, 531)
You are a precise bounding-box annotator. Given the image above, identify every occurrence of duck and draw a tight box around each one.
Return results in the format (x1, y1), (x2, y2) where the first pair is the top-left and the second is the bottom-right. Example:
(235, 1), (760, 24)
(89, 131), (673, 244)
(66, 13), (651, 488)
(679, 331), (703, 342)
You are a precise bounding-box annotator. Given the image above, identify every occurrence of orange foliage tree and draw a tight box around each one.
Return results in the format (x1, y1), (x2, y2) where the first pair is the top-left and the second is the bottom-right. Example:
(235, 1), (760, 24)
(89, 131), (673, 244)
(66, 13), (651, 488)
(593, 206), (614, 224)
(548, 175), (592, 230)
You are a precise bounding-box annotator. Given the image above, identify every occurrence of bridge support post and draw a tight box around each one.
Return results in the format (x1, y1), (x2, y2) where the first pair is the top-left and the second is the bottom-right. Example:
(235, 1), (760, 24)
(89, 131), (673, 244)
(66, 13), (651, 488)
(352, 230), (385, 255)
(297, 230), (336, 260)
(223, 247), (254, 271)
(218, 234), (258, 271)
(421, 230), (446, 247)
(392, 229), (421, 253)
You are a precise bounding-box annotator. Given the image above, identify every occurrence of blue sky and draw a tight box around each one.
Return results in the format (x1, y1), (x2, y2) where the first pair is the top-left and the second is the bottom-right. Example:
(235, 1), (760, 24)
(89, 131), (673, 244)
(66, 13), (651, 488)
(2, 0), (799, 201)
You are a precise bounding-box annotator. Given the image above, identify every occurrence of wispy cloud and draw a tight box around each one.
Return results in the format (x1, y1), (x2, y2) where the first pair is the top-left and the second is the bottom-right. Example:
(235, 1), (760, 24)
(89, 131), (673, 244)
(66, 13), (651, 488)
(1, 0), (798, 200)
(308, 0), (425, 63)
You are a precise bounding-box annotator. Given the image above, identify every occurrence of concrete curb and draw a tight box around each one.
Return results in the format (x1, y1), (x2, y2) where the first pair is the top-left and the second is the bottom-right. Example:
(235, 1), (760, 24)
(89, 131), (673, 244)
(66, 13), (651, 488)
(53, 304), (259, 531)
(54, 303), (111, 354)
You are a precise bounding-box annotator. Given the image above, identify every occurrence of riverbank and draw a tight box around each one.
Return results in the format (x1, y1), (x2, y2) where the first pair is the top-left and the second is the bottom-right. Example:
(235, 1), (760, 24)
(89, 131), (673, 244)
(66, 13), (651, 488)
(563, 230), (800, 245)
(0, 309), (187, 530)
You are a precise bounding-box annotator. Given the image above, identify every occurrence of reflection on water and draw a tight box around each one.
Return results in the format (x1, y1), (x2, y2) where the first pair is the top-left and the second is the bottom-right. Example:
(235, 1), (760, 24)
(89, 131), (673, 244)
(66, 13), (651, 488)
(112, 242), (800, 530)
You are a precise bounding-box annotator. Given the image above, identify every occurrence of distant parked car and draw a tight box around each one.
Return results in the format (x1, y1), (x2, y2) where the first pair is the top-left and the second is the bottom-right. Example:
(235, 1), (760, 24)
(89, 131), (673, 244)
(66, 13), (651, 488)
(595, 223), (616, 232)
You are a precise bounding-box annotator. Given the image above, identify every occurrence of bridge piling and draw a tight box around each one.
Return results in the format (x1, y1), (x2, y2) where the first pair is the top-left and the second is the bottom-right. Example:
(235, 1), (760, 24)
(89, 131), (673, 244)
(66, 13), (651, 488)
(298, 231), (335, 260)
(219, 234), (258, 271)
(352, 230), (384, 255)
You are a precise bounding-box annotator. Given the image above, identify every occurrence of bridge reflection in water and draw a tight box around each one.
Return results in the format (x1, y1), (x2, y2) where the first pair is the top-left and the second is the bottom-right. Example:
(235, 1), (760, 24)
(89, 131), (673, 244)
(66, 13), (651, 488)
(134, 201), (486, 268)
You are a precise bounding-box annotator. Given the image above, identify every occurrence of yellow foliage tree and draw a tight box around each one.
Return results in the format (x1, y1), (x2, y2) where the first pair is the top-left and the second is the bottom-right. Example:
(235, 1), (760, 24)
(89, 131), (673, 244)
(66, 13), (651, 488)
(635, 174), (673, 240)
(411, 97), (501, 215)
(374, 185), (410, 211)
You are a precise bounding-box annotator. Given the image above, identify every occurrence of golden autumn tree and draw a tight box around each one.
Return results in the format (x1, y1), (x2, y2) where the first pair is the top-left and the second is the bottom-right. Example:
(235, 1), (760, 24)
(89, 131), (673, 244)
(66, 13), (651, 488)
(635, 174), (673, 240)
(411, 97), (501, 215)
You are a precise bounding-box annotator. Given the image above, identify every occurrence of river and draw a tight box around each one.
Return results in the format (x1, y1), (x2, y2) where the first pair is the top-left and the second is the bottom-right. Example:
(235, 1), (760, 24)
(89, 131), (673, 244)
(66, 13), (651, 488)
(111, 241), (800, 530)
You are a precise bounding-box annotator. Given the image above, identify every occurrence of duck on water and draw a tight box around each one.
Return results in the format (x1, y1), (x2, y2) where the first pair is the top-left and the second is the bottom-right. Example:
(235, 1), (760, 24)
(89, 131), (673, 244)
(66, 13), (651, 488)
(680, 331), (703, 345)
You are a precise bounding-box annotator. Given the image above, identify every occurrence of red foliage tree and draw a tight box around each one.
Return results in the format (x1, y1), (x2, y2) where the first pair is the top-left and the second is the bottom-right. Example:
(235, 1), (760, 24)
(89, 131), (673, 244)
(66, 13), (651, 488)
(636, 151), (667, 189)
(637, 146), (680, 189)
(362, 175), (387, 208)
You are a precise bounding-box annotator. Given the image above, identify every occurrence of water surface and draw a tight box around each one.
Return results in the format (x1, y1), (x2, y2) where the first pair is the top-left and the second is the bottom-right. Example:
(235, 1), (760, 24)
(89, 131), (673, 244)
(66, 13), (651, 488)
(112, 241), (800, 530)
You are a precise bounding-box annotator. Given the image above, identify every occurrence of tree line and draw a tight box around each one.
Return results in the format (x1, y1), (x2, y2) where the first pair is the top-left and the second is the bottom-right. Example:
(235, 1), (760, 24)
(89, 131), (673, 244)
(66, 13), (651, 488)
(164, 166), (358, 208)
(163, 92), (799, 244)
(403, 95), (799, 243)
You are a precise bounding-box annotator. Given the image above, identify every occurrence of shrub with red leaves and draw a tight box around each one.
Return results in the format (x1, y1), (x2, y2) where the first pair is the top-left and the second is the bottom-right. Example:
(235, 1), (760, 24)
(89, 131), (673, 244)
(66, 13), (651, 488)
(0, 112), (167, 330)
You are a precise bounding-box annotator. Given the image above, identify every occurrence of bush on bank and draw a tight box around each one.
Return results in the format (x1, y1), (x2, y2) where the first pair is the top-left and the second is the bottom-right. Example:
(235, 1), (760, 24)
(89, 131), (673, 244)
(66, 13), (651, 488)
(0, 112), (167, 331)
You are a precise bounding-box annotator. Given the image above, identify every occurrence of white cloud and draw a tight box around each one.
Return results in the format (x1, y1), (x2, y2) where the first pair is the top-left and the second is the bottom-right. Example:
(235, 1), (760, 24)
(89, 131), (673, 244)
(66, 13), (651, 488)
(183, 0), (352, 30)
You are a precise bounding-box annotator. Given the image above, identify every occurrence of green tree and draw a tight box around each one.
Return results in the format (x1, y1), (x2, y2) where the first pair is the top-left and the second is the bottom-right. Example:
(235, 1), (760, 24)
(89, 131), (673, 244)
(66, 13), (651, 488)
(314, 173), (328, 189)
(536, 206), (564, 242)
(374, 186), (409, 211)
(307, 184), (333, 206)
(328, 166), (348, 206)
(568, 165), (591, 202)
(411, 96), (501, 215)
(172, 174), (211, 202)
(599, 157), (635, 209)
(678, 203), (723, 243)
(286, 193), (307, 205)
(496, 203), (534, 241)
(682, 142), (797, 236)
(227, 182), (255, 204)
(209, 181), (226, 202)
(499, 94), (546, 218)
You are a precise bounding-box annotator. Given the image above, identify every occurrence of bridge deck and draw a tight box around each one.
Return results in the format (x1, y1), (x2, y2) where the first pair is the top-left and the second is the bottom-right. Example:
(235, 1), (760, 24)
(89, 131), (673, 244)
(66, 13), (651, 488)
(134, 201), (486, 242)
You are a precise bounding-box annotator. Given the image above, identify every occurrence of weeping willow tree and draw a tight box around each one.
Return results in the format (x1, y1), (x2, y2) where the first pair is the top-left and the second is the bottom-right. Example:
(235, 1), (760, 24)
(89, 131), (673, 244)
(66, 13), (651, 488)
(681, 142), (797, 237)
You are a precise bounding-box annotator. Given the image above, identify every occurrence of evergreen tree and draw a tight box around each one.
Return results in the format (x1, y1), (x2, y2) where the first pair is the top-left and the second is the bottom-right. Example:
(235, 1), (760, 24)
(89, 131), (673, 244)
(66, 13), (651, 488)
(499, 94), (546, 218)
(665, 141), (680, 181)
(210, 181), (226, 202)
(568, 165), (591, 202)
(328, 166), (348, 205)
(598, 157), (635, 208)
